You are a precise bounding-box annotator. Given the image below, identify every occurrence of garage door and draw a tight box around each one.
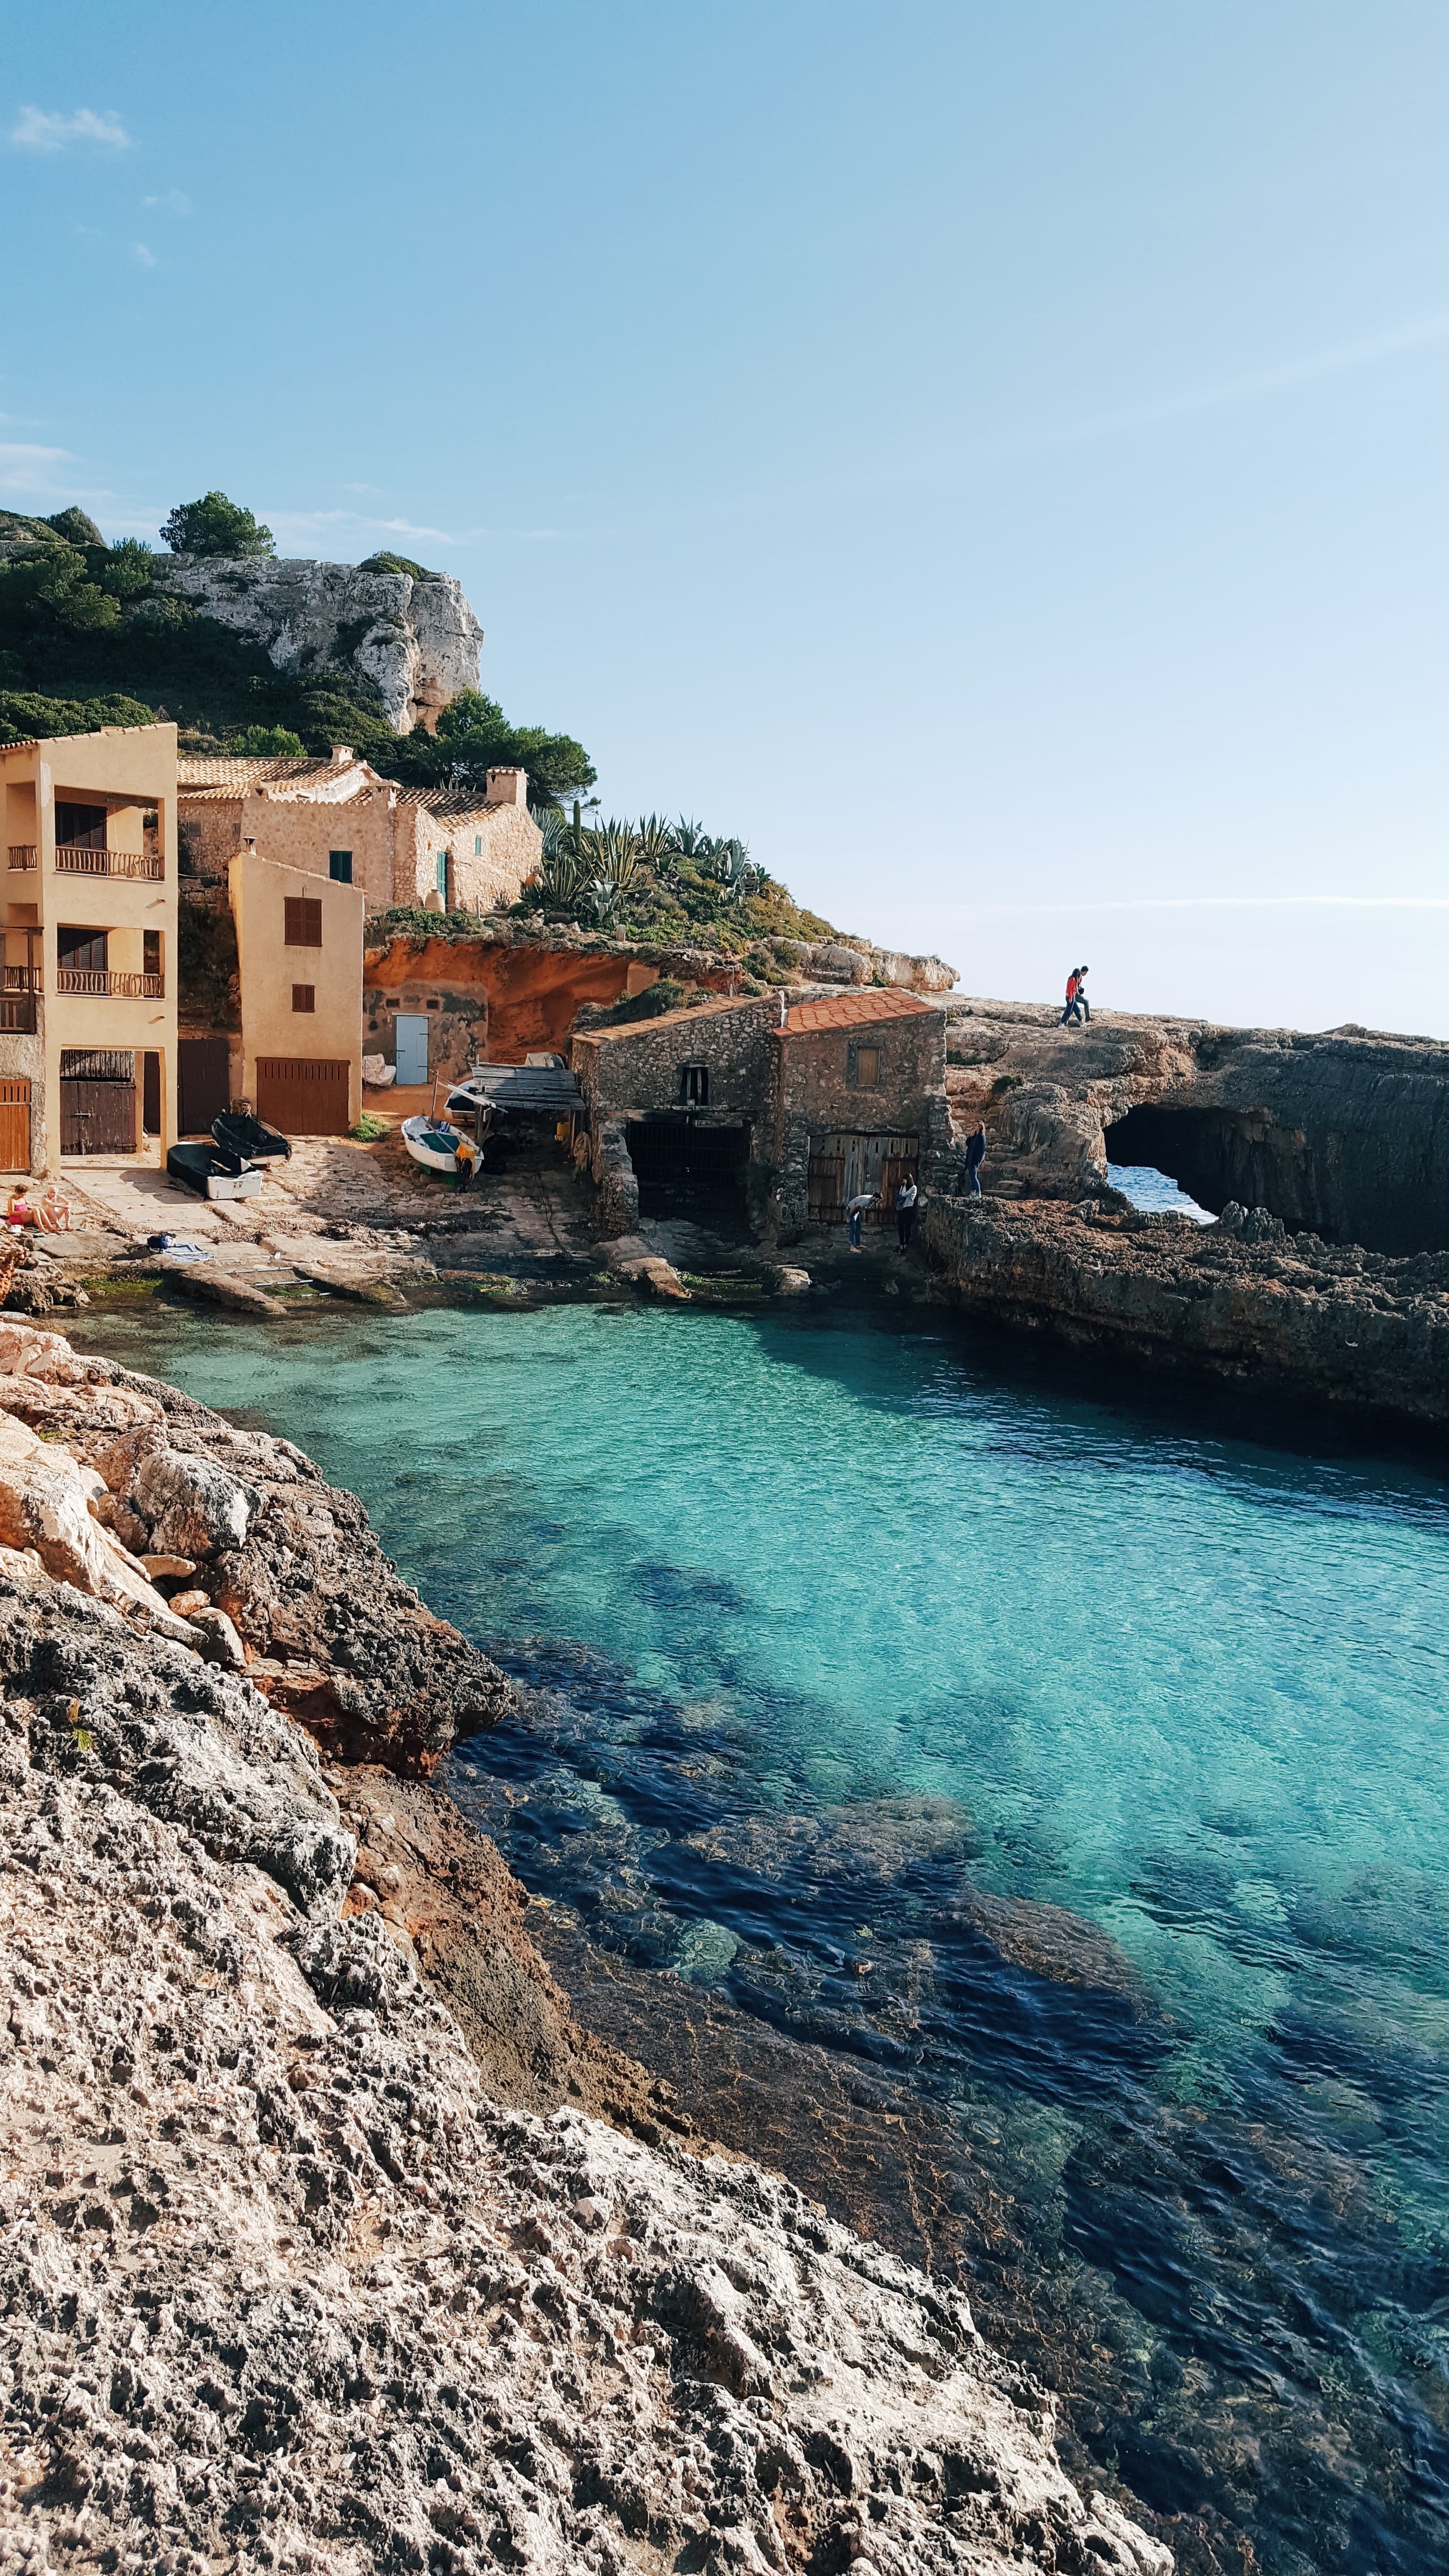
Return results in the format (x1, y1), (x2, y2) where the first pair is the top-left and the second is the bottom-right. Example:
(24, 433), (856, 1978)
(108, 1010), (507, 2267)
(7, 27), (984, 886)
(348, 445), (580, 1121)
(0, 1079), (31, 1173)
(60, 1049), (136, 1156)
(256, 1057), (351, 1137)
(178, 1037), (231, 1136)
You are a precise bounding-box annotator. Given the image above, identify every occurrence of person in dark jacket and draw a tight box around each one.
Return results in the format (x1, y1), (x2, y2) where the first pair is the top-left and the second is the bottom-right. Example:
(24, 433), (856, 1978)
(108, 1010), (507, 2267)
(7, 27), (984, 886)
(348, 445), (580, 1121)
(1074, 964), (1091, 1024)
(894, 1173), (919, 1250)
(964, 1123), (986, 1195)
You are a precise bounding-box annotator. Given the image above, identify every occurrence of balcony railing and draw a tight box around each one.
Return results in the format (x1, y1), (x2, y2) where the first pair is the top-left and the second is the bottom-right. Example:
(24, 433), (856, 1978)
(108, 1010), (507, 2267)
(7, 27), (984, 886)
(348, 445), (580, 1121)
(3, 967), (40, 993)
(54, 844), (164, 879)
(56, 969), (164, 998)
(8, 846), (37, 870)
(0, 996), (36, 1033)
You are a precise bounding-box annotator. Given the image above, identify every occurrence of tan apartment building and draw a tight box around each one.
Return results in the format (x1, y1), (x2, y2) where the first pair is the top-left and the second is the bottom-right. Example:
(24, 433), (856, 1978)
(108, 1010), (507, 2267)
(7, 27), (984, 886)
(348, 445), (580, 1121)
(0, 724), (177, 1176)
(177, 749), (540, 915)
(225, 849), (364, 1136)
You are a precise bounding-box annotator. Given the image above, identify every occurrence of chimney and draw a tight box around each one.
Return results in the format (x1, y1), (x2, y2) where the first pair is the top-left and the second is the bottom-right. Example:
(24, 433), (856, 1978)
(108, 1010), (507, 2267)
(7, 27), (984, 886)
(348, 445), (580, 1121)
(331, 745), (354, 768)
(485, 767), (528, 807)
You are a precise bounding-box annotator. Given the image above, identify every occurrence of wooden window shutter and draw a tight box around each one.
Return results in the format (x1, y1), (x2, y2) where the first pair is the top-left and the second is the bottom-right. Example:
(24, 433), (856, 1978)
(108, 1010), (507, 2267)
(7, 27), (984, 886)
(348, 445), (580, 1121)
(284, 897), (323, 947)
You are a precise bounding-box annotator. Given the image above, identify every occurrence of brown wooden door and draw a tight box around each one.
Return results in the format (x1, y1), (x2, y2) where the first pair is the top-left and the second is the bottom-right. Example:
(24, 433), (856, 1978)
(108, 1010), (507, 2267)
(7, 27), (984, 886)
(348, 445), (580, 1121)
(0, 1078), (31, 1173)
(177, 1037), (230, 1136)
(61, 1076), (136, 1154)
(256, 1057), (350, 1137)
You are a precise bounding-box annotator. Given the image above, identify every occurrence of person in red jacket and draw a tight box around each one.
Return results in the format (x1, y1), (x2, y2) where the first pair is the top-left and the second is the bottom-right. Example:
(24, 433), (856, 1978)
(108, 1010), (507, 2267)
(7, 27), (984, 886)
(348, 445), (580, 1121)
(1060, 967), (1080, 1026)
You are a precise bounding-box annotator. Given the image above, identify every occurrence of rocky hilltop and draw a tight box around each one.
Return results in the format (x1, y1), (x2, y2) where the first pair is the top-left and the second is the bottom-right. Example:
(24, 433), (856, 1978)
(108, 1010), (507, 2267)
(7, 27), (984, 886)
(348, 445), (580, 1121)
(0, 1319), (1169, 2575)
(154, 554), (484, 734)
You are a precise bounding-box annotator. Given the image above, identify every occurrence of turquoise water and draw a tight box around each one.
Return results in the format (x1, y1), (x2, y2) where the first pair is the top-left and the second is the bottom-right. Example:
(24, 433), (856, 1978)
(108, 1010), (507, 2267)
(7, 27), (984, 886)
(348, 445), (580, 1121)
(84, 1297), (1449, 2571)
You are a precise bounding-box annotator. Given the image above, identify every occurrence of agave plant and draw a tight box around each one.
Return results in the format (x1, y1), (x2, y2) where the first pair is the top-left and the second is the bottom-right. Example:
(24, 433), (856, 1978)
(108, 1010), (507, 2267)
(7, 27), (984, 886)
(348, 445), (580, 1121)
(705, 837), (758, 902)
(668, 817), (707, 859)
(636, 812), (676, 873)
(590, 820), (642, 910)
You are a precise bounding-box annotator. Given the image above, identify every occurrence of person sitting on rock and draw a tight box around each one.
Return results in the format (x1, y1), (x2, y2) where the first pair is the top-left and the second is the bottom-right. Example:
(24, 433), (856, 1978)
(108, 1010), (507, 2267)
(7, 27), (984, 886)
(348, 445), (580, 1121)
(4, 1185), (35, 1228)
(34, 1182), (72, 1233)
(964, 1123), (987, 1196)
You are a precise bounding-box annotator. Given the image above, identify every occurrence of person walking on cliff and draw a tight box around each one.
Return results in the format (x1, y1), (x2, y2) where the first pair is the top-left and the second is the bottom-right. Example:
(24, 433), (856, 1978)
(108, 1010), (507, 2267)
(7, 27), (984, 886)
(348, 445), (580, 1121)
(1060, 967), (1083, 1027)
(894, 1173), (919, 1250)
(846, 1188), (875, 1251)
(964, 1123), (987, 1196)
(1074, 965), (1091, 1024)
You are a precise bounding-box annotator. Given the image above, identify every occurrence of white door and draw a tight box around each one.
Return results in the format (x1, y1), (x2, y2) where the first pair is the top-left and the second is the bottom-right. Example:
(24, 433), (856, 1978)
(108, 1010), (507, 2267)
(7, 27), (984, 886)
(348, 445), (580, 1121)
(395, 1014), (429, 1086)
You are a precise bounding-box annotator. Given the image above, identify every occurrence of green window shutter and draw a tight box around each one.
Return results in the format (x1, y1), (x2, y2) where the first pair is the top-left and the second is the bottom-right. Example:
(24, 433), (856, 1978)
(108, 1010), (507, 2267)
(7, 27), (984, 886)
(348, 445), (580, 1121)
(329, 850), (353, 884)
(435, 852), (448, 897)
(474, 834), (482, 855)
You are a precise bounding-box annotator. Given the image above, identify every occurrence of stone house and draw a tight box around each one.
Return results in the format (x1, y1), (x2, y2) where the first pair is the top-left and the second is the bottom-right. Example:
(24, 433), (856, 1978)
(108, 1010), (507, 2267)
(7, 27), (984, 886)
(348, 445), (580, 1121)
(176, 749), (541, 916)
(571, 985), (950, 1240)
(0, 723), (178, 1176)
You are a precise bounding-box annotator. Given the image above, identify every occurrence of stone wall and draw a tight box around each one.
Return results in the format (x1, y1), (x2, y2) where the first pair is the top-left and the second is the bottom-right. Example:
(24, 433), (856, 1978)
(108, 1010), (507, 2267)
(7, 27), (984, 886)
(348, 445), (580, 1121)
(394, 795), (541, 912)
(772, 1006), (951, 1239)
(573, 997), (787, 1227)
(362, 981), (488, 1088)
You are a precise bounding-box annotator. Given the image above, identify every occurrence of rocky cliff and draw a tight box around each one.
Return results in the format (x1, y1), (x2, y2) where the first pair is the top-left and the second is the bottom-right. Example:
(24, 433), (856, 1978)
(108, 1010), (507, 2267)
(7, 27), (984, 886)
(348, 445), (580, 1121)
(0, 1321), (1170, 2576)
(154, 555), (484, 733)
(923, 1192), (1449, 1423)
(943, 1001), (1449, 1257)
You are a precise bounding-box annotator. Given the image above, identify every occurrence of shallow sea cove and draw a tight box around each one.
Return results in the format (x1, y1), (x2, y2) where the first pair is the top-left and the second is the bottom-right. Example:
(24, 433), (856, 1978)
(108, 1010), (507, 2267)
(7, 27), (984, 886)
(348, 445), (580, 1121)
(84, 1296), (1449, 2576)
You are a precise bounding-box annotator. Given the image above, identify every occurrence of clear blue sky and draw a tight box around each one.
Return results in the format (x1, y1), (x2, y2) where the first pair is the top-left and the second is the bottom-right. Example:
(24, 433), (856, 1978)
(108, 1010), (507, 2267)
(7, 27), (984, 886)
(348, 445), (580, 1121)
(5, 3), (1448, 1033)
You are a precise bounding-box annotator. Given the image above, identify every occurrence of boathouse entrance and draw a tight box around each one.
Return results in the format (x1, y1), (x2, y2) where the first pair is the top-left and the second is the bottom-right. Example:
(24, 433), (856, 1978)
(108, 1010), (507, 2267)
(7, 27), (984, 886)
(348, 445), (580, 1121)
(806, 1130), (919, 1225)
(626, 1114), (750, 1220)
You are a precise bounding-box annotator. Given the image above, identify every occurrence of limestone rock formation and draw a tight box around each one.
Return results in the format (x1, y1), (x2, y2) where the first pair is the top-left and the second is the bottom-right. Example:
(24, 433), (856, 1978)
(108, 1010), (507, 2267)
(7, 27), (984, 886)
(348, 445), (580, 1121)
(154, 554), (484, 733)
(922, 1192), (1449, 1423)
(0, 1344), (1172, 2576)
(942, 999), (1449, 1256)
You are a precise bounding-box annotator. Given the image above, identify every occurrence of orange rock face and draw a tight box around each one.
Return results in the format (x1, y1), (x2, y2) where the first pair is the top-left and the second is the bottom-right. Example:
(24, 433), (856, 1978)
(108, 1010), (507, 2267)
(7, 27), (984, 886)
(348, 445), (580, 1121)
(363, 937), (736, 1061)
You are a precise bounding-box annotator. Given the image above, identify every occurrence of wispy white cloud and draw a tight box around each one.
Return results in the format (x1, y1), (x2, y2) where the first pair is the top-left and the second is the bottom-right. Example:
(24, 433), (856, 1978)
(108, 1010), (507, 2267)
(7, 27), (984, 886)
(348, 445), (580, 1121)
(130, 242), (156, 269)
(0, 442), (73, 496)
(142, 188), (190, 214)
(1007, 314), (1449, 460)
(11, 105), (130, 151)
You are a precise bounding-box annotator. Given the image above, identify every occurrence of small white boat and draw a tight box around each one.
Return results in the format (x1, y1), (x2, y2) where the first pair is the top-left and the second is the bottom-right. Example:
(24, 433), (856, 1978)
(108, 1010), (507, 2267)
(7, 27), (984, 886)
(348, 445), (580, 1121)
(401, 1114), (462, 1175)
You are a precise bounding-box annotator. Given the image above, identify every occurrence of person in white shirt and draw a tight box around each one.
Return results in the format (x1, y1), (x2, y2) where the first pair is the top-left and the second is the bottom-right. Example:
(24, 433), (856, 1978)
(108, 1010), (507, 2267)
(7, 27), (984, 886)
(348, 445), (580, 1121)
(894, 1174), (919, 1251)
(845, 1189), (875, 1250)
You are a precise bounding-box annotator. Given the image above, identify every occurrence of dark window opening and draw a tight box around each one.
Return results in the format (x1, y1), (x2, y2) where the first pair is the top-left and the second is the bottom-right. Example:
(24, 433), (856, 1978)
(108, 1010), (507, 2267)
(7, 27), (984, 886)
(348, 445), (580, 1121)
(292, 984), (316, 1014)
(677, 1063), (709, 1106)
(328, 850), (353, 884)
(284, 897), (323, 947)
(143, 931), (161, 980)
(426, 996), (443, 1011)
(142, 1052), (161, 1136)
(57, 925), (108, 973)
(55, 801), (106, 850)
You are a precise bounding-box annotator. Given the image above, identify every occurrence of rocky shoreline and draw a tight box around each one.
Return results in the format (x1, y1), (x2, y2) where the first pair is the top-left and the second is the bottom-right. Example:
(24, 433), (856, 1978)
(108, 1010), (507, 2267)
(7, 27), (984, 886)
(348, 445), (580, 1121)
(923, 1192), (1449, 1427)
(0, 1318), (1170, 2574)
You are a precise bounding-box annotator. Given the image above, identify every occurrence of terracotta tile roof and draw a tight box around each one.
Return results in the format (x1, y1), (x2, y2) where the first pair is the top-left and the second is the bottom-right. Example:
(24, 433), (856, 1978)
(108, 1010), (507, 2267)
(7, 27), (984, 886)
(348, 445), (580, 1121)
(580, 996), (751, 1043)
(783, 988), (936, 1034)
(177, 754), (334, 789)
(395, 787), (515, 822)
